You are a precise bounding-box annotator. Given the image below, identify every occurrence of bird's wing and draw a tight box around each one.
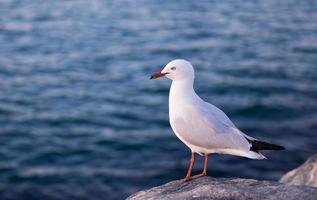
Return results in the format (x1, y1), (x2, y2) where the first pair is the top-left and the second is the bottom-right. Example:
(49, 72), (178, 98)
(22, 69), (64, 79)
(171, 101), (251, 151)
(204, 102), (256, 141)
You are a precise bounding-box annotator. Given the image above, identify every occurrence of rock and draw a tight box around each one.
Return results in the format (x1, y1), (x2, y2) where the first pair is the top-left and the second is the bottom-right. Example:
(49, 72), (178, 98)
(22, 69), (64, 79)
(280, 154), (317, 187)
(127, 177), (317, 200)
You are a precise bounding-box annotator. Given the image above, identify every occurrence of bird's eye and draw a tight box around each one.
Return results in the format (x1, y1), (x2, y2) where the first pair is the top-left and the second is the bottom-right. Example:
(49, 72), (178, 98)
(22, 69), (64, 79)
(171, 67), (176, 71)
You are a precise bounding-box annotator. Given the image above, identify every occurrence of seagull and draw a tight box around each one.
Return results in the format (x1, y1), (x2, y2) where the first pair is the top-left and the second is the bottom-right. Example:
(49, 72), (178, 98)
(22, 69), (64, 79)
(150, 59), (285, 182)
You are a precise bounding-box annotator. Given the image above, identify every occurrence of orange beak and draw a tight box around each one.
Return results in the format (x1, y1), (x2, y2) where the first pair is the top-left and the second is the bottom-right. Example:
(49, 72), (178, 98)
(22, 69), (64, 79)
(150, 71), (169, 79)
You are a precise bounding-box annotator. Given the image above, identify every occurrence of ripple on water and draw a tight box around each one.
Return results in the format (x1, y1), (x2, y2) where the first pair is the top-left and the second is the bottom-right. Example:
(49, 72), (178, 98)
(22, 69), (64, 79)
(0, 0), (316, 200)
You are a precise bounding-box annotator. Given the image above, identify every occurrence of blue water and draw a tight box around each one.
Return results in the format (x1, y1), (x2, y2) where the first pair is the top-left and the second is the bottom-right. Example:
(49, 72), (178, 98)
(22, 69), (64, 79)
(0, 0), (316, 199)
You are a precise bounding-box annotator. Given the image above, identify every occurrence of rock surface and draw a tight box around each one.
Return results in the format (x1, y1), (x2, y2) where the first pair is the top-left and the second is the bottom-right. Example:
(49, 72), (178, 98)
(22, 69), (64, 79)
(280, 154), (317, 187)
(127, 177), (317, 200)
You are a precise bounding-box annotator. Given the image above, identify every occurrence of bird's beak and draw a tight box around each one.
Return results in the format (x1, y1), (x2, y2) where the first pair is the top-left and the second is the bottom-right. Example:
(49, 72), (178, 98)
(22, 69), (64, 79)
(150, 71), (169, 79)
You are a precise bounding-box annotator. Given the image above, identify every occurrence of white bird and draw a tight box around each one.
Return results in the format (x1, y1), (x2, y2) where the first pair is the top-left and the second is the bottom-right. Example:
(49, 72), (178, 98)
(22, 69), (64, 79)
(150, 59), (285, 182)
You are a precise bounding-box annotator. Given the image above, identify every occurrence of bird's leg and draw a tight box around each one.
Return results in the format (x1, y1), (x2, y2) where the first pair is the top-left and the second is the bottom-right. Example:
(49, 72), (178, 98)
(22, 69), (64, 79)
(191, 154), (208, 179)
(202, 153), (208, 176)
(181, 152), (195, 182)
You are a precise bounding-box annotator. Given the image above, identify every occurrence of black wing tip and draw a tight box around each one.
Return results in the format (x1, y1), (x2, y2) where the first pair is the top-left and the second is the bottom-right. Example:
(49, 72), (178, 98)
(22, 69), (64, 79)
(245, 137), (285, 152)
(261, 143), (285, 151)
(275, 145), (286, 150)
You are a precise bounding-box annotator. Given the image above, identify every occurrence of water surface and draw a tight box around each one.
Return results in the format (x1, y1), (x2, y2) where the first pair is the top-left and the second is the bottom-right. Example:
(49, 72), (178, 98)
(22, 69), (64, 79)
(0, 0), (316, 199)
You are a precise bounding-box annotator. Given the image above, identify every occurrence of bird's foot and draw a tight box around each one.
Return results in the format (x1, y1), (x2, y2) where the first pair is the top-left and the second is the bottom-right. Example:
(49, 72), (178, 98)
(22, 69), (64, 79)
(178, 177), (191, 183)
(191, 172), (207, 180)
(178, 173), (207, 183)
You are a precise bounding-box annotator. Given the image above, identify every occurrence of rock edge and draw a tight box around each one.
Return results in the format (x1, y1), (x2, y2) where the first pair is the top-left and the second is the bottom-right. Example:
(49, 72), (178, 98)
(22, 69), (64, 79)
(280, 154), (317, 187)
(127, 177), (317, 200)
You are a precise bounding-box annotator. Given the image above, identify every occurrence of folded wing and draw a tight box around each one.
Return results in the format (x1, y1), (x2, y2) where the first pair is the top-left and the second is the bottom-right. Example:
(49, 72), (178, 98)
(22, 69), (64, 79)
(171, 101), (251, 151)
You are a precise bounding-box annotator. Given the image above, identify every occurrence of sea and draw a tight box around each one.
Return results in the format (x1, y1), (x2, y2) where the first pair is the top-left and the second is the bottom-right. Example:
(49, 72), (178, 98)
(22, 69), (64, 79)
(0, 0), (316, 199)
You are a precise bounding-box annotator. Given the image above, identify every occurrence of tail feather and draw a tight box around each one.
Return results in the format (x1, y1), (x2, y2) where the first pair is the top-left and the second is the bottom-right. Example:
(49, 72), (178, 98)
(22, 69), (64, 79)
(245, 137), (285, 153)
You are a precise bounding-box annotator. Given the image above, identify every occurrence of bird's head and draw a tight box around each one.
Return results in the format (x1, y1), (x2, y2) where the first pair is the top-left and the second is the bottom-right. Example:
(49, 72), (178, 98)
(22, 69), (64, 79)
(150, 59), (194, 81)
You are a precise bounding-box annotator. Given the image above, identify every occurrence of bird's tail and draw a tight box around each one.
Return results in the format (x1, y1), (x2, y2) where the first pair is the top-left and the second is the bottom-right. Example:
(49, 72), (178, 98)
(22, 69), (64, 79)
(245, 137), (285, 152)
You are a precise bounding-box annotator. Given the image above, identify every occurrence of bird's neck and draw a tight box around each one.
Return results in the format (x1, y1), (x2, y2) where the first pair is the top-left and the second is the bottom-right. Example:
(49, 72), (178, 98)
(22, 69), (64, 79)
(169, 79), (199, 107)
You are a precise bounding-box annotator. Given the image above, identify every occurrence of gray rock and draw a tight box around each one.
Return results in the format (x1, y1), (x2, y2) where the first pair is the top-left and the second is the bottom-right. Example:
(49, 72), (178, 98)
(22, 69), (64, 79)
(127, 177), (317, 200)
(280, 154), (317, 187)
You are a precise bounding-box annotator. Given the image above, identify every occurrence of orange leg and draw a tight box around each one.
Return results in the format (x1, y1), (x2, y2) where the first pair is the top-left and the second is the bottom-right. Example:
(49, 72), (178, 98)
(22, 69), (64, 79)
(182, 152), (195, 182)
(191, 154), (208, 179)
(203, 154), (209, 175)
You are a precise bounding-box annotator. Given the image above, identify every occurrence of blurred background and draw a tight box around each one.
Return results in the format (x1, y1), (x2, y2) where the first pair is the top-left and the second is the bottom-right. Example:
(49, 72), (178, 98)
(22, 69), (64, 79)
(0, 0), (316, 199)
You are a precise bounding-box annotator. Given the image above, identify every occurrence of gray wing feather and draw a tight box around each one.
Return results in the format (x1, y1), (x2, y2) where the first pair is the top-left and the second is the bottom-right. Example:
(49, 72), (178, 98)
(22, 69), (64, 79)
(172, 102), (251, 151)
